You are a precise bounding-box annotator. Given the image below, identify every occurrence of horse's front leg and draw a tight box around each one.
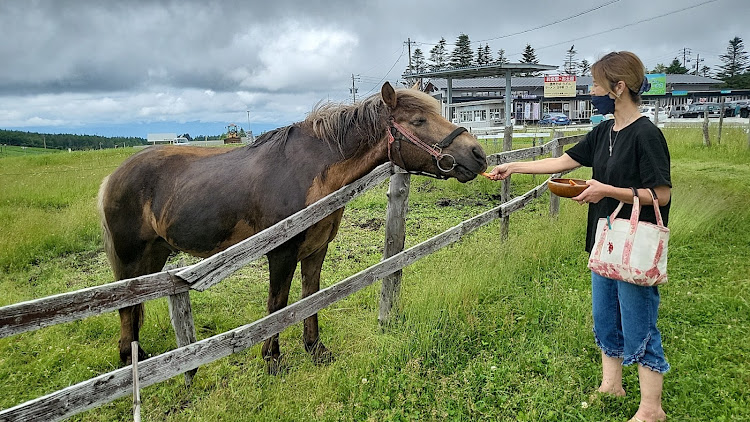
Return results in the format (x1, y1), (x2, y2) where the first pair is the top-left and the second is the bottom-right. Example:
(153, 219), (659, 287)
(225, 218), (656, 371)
(262, 245), (297, 374)
(300, 244), (334, 364)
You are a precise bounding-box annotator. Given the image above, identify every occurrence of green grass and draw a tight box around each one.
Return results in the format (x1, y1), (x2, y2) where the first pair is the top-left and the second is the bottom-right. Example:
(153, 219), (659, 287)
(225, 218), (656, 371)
(1, 130), (749, 421)
(0, 145), (64, 157)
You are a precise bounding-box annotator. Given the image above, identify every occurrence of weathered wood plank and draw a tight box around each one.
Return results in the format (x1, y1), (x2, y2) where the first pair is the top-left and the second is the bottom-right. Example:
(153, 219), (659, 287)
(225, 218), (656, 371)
(177, 163), (392, 291)
(379, 169), (410, 325)
(0, 271), (188, 339)
(167, 290), (197, 387)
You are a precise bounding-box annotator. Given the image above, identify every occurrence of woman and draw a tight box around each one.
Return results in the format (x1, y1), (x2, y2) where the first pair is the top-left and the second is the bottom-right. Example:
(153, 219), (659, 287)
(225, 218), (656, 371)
(488, 51), (671, 422)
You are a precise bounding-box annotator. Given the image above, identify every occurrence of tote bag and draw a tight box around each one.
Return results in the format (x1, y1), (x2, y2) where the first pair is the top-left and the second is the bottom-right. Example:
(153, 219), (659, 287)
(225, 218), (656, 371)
(588, 188), (669, 286)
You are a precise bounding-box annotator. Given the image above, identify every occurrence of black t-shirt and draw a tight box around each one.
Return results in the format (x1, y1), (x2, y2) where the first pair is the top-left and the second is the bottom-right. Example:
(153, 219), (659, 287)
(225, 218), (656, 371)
(566, 116), (672, 252)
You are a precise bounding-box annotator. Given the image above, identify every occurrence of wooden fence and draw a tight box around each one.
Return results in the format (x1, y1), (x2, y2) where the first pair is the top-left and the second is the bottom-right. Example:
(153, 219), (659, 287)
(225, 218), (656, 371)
(0, 134), (583, 422)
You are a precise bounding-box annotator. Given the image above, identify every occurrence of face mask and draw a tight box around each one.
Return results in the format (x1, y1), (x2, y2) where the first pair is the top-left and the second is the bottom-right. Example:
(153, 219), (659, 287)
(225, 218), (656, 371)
(591, 94), (615, 115)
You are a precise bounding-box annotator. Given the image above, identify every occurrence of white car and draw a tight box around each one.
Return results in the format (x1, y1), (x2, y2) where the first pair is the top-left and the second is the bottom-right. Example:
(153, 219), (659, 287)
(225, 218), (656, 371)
(640, 106), (668, 122)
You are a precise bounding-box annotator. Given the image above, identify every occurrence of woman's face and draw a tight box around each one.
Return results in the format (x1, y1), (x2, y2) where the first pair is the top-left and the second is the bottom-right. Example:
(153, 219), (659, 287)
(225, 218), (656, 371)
(590, 79), (613, 98)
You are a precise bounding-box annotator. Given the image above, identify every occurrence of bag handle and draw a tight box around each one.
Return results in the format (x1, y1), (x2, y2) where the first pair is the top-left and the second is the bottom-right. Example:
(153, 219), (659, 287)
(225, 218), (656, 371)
(647, 188), (665, 227)
(608, 187), (640, 223)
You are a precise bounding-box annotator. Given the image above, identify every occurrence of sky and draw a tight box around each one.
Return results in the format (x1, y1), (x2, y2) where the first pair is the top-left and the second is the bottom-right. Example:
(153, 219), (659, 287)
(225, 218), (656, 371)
(1, 0), (747, 138)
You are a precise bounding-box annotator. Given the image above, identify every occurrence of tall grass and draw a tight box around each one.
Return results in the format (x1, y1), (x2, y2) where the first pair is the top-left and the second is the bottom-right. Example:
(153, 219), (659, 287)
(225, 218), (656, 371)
(0, 130), (748, 421)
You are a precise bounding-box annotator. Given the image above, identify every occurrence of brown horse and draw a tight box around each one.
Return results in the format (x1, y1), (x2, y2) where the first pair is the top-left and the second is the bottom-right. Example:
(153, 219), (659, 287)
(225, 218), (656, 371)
(98, 82), (487, 371)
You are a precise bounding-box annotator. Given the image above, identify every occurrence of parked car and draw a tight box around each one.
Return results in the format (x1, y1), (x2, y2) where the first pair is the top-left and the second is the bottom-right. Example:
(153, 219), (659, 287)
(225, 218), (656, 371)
(639, 105), (668, 122)
(539, 112), (571, 126)
(681, 103), (725, 118)
(590, 113), (613, 127)
(667, 104), (690, 118)
(726, 100), (750, 118)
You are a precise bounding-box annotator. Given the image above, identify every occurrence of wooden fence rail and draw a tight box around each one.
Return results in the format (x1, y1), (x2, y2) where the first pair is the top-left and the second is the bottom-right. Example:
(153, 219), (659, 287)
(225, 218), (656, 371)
(0, 134), (584, 421)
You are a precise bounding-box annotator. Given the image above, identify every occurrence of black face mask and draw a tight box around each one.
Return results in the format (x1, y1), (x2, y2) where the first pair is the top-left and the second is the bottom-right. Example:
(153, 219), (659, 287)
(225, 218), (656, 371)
(591, 94), (615, 115)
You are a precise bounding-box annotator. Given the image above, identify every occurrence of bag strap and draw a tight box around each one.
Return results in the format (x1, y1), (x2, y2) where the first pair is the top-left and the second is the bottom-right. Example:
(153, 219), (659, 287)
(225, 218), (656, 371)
(647, 188), (665, 227)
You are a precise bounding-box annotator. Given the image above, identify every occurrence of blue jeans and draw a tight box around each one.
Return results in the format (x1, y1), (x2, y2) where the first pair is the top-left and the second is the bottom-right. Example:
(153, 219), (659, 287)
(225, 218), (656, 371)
(591, 271), (670, 373)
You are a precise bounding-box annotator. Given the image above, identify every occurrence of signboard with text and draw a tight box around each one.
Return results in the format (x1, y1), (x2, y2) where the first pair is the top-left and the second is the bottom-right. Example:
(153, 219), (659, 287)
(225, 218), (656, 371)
(544, 75), (577, 98)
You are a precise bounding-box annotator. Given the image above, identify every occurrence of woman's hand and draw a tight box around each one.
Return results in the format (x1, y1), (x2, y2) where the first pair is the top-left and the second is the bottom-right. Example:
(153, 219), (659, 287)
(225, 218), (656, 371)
(572, 179), (608, 205)
(487, 163), (513, 180)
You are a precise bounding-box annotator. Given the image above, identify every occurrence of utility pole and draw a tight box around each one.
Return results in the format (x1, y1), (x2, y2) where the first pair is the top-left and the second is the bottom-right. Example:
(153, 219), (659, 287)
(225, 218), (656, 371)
(404, 38), (417, 87)
(688, 53), (704, 75)
(350, 74), (360, 103)
(681, 47), (692, 68)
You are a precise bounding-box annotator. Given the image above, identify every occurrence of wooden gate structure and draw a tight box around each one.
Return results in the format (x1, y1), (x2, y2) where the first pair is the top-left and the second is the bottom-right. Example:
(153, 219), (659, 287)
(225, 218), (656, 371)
(0, 134), (583, 421)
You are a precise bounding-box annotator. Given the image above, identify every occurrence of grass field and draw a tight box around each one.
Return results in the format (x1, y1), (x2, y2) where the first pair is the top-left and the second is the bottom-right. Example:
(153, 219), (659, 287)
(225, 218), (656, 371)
(1, 127), (749, 421)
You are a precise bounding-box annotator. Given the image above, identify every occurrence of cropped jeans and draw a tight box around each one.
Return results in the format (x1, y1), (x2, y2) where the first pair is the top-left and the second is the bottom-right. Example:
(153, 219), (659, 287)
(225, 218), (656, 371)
(591, 271), (670, 374)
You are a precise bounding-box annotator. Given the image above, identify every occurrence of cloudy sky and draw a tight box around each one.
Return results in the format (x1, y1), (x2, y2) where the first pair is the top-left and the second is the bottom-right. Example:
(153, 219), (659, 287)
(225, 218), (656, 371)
(1, 0), (747, 138)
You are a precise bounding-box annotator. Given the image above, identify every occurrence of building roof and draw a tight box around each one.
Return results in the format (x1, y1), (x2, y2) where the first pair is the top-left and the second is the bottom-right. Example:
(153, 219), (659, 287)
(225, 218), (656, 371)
(427, 74), (723, 90)
(403, 63), (557, 80)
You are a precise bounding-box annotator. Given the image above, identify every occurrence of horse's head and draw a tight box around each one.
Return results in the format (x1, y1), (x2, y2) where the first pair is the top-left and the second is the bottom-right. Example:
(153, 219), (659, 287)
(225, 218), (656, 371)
(381, 82), (487, 182)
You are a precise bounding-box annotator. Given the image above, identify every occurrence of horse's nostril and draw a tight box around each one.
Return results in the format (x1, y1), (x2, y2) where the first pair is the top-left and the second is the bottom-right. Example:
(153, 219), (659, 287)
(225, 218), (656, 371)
(473, 146), (487, 163)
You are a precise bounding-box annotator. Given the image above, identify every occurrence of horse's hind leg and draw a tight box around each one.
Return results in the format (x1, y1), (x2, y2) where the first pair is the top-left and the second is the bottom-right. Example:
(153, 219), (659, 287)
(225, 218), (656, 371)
(119, 304), (146, 364)
(262, 245), (297, 374)
(300, 245), (334, 364)
(114, 242), (173, 364)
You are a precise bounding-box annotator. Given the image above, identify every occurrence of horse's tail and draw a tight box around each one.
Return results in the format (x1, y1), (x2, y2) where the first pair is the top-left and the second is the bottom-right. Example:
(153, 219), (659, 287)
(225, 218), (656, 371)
(97, 175), (125, 281)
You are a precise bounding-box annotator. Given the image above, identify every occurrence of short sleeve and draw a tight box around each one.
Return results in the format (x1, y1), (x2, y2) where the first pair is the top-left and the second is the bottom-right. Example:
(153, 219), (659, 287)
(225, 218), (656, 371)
(637, 125), (672, 188)
(566, 121), (609, 168)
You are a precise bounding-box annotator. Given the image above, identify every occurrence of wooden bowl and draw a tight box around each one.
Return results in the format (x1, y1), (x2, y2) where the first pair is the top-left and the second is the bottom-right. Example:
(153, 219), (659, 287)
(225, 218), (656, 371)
(548, 178), (588, 198)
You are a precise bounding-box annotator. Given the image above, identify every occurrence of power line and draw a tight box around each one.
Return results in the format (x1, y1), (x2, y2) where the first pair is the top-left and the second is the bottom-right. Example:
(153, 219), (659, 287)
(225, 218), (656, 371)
(412, 0), (620, 49)
(476, 0), (620, 43)
(526, 0), (721, 55)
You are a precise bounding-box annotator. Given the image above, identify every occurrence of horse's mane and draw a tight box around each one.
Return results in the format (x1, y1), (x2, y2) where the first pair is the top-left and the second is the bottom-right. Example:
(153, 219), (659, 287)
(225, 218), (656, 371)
(248, 88), (440, 154)
(307, 88), (440, 150)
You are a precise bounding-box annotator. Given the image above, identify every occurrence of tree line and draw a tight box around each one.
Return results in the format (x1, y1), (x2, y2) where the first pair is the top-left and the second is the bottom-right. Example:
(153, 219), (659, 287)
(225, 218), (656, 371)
(406, 35), (750, 88)
(0, 129), (147, 151)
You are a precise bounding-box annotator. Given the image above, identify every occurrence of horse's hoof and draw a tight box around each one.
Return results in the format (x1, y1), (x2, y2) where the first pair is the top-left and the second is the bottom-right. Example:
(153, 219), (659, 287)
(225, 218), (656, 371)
(120, 345), (147, 365)
(264, 356), (285, 375)
(307, 342), (335, 365)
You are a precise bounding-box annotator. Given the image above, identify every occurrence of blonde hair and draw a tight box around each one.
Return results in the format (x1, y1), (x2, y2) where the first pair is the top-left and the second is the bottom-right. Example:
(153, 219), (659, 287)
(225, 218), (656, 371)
(591, 51), (646, 104)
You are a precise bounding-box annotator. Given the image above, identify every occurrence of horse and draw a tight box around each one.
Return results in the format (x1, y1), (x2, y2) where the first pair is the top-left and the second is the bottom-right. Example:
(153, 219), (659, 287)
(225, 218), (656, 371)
(97, 82), (487, 372)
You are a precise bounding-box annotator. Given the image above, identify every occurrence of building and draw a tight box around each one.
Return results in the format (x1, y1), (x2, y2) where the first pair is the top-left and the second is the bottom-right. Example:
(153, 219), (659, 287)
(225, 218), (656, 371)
(422, 74), (746, 130)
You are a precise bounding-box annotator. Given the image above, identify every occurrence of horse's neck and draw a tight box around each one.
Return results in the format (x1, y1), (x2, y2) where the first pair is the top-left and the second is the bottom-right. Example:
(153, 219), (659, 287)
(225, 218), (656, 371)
(306, 134), (389, 202)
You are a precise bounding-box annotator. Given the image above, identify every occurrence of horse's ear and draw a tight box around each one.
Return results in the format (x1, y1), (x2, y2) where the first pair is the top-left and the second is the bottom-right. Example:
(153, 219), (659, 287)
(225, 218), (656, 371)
(381, 82), (397, 109)
(411, 81), (419, 90)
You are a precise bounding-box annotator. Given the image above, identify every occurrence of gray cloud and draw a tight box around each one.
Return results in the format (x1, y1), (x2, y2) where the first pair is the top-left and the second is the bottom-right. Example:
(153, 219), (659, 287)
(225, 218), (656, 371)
(1, 0), (748, 133)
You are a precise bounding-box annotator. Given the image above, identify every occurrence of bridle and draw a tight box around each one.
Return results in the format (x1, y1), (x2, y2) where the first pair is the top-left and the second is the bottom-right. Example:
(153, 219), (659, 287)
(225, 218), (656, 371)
(386, 118), (467, 178)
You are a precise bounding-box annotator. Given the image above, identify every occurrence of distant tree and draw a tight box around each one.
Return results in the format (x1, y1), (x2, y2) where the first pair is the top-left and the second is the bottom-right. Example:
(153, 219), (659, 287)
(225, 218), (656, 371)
(722, 73), (750, 89)
(579, 59), (591, 76)
(475, 44), (487, 66)
(699, 65), (712, 77)
(665, 58), (689, 74)
(495, 48), (508, 65)
(563, 45), (578, 75)
(716, 36), (749, 79)
(520, 44), (540, 76)
(484, 44), (492, 64)
(651, 63), (668, 74)
(406, 47), (426, 74)
(449, 33), (473, 68)
(180, 133), (193, 142)
(428, 38), (448, 71)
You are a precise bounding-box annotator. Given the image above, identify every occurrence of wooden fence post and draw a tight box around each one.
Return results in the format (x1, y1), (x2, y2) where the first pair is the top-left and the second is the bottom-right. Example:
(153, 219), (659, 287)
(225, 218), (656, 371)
(166, 260), (198, 387)
(132, 341), (141, 422)
(718, 97), (725, 145)
(702, 110), (711, 147)
(379, 168), (410, 326)
(500, 125), (513, 239)
(549, 131), (563, 217)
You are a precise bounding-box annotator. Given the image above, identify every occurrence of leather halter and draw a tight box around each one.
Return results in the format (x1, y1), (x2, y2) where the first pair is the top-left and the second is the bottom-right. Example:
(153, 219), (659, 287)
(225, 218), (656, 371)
(386, 119), (467, 178)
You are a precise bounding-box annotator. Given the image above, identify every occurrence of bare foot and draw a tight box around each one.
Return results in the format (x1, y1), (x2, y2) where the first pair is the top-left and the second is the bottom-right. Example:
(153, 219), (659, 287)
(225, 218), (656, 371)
(597, 384), (626, 397)
(631, 407), (667, 422)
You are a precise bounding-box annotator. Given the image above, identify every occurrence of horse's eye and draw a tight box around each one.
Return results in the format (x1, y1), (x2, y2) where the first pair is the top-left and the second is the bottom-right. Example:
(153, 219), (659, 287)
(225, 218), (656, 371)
(411, 118), (427, 126)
